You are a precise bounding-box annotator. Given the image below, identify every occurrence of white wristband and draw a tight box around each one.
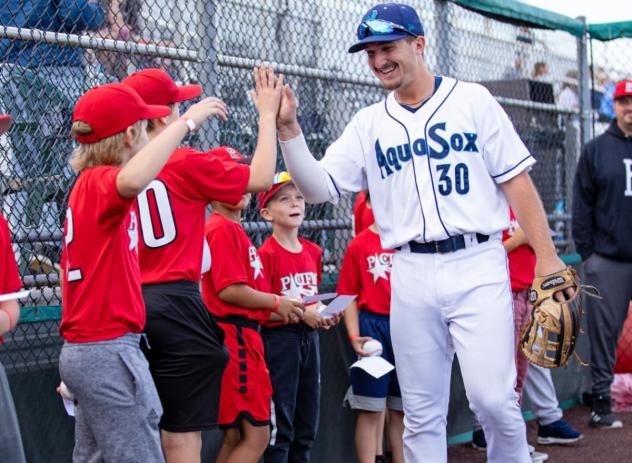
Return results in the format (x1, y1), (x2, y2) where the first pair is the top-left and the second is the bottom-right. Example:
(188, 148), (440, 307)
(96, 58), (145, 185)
(179, 117), (196, 132)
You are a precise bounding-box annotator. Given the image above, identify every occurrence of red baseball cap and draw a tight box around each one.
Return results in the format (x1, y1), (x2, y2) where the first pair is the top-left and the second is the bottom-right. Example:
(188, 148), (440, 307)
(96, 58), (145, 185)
(122, 68), (202, 106)
(258, 171), (294, 209)
(72, 83), (171, 144)
(614, 80), (632, 100)
(0, 114), (12, 135)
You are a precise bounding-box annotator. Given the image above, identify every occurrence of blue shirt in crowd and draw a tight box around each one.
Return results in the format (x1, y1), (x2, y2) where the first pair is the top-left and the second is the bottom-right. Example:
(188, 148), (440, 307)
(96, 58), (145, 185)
(0, 0), (104, 68)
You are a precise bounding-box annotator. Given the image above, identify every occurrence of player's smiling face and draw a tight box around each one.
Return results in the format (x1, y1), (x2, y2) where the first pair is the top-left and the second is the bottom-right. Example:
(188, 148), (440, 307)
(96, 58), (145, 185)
(262, 183), (305, 228)
(364, 37), (422, 91)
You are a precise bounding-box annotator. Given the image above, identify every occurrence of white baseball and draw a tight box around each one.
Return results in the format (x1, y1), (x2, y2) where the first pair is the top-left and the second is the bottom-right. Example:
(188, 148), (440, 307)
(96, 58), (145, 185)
(363, 339), (383, 357)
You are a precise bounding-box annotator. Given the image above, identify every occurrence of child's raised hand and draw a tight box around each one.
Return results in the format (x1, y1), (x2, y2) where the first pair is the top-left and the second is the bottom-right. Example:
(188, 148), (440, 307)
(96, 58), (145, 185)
(181, 96), (228, 126)
(248, 65), (283, 119)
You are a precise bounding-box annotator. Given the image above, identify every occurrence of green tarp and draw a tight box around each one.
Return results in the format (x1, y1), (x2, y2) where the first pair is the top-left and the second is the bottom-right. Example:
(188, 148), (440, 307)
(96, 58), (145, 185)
(589, 21), (632, 41)
(449, 0), (632, 41)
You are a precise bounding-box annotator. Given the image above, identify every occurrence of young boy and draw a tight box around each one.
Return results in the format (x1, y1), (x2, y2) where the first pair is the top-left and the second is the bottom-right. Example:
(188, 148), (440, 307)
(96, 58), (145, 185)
(58, 82), (221, 462)
(338, 194), (404, 463)
(257, 172), (339, 463)
(0, 114), (27, 463)
(122, 66), (283, 463)
(202, 181), (304, 463)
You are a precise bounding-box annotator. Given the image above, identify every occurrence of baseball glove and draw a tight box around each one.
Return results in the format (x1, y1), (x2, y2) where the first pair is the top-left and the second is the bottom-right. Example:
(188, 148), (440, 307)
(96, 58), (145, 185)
(520, 266), (596, 368)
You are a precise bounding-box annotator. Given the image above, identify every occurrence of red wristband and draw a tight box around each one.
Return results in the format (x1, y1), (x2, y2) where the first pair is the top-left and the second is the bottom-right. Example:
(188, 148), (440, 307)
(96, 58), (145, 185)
(272, 295), (281, 313)
(349, 333), (360, 342)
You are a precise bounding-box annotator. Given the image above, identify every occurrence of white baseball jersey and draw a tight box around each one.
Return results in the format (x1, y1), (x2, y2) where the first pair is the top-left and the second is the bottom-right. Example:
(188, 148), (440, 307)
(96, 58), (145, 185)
(320, 76), (535, 249)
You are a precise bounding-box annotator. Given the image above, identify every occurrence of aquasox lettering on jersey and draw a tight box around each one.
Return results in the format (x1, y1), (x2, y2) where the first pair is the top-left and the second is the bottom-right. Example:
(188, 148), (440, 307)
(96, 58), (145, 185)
(366, 251), (392, 283)
(320, 77), (536, 249)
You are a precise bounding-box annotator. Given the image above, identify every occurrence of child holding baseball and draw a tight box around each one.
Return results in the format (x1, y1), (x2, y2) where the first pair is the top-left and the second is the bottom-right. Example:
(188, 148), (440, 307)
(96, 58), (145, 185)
(58, 82), (222, 461)
(338, 194), (404, 463)
(202, 180), (304, 463)
(257, 172), (340, 463)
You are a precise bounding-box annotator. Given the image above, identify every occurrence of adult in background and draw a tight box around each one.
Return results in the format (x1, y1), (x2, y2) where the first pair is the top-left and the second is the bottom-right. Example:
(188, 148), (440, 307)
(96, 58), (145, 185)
(573, 79), (632, 429)
(0, 0), (104, 261)
(274, 3), (570, 462)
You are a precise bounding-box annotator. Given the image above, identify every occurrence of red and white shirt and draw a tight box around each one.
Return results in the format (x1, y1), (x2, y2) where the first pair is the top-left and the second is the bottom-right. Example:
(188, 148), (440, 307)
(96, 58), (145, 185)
(1, 213), (21, 344)
(503, 209), (536, 292)
(258, 236), (322, 327)
(60, 166), (144, 343)
(136, 146), (250, 284)
(201, 212), (270, 322)
(337, 228), (393, 315)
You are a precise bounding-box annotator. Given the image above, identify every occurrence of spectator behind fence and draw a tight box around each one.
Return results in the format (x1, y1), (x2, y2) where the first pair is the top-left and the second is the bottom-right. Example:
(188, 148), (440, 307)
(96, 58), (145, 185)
(597, 69), (616, 121)
(0, 0), (104, 270)
(531, 61), (549, 81)
(557, 71), (579, 111)
(572, 79), (632, 430)
(502, 50), (527, 80)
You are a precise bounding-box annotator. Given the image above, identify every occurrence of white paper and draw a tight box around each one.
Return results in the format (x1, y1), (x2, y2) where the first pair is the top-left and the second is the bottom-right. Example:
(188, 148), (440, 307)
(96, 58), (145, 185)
(0, 290), (30, 303)
(351, 356), (395, 379)
(303, 293), (337, 304)
(319, 295), (356, 317)
(62, 398), (75, 417)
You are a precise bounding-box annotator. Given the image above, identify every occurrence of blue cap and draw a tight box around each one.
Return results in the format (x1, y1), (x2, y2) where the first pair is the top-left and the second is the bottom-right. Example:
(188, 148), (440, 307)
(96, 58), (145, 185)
(348, 3), (424, 54)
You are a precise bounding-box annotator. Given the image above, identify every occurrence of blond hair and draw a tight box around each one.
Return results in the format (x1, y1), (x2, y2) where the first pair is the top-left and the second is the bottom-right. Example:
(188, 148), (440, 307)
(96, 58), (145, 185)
(69, 120), (146, 172)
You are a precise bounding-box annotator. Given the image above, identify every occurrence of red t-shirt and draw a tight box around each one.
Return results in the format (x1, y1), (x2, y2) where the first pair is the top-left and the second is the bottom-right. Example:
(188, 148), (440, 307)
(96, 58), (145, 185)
(201, 212), (270, 322)
(337, 228), (393, 315)
(503, 209), (536, 292)
(353, 191), (375, 236)
(1, 214), (22, 343)
(136, 146), (250, 284)
(60, 166), (145, 343)
(258, 236), (322, 327)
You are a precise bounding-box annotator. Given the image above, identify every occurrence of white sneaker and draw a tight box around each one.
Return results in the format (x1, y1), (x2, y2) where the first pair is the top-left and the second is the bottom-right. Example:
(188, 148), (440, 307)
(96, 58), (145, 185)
(529, 445), (549, 463)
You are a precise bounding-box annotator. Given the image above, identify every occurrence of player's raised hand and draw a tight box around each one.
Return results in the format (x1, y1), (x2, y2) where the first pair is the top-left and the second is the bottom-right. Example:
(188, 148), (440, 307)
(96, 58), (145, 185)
(277, 84), (298, 128)
(248, 64), (283, 119)
(181, 96), (228, 125)
(274, 296), (305, 324)
(350, 335), (373, 357)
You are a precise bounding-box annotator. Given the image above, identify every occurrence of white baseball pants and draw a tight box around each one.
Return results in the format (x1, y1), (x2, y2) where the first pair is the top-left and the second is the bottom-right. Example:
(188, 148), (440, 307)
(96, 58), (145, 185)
(390, 239), (530, 463)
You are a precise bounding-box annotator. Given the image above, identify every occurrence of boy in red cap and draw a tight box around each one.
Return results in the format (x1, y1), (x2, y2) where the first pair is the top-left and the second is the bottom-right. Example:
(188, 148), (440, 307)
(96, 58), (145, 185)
(58, 83), (222, 462)
(0, 114), (27, 463)
(122, 66), (286, 463)
(337, 193), (405, 463)
(202, 184), (304, 463)
(257, 172), (340, 463)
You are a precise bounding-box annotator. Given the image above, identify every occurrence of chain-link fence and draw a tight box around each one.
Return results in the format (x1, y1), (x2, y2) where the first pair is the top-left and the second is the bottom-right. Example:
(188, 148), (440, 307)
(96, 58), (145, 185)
(1, 1), (631, 461)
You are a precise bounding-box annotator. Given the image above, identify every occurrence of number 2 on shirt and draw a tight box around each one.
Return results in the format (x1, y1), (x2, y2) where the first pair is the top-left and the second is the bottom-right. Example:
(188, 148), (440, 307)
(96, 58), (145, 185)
(64, 208), (83, 282)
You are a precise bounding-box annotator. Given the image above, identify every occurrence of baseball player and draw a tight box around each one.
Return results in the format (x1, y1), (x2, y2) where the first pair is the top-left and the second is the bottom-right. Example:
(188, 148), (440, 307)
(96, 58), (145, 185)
(58, 83), (222, 462)
(121, 66), (283, 463)
(274, 3), (570, 462)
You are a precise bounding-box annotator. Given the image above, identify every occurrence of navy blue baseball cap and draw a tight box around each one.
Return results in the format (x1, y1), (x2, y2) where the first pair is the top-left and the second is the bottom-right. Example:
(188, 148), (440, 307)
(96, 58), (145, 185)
(348, 3), (424, 53)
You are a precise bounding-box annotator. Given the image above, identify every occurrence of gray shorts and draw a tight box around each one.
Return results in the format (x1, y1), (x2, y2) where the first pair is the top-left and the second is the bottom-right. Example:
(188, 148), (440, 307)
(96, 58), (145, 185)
(0, 360), (26, 463)
(59, 333), (164, 463)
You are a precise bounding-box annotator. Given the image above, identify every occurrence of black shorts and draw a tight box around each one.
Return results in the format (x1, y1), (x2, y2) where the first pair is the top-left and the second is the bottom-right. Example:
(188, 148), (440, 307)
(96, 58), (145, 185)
(141, 280), (229, 432)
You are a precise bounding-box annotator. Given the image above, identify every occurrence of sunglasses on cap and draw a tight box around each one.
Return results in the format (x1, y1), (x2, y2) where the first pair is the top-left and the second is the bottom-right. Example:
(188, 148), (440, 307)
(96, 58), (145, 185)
(273, 171), (292, 185)
(357, 19), (417, 40)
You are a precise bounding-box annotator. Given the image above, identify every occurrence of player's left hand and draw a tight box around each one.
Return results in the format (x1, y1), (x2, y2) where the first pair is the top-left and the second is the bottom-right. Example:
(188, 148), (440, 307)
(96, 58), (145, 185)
(534, 255), (576, 301)
(321, 312), (342, 330)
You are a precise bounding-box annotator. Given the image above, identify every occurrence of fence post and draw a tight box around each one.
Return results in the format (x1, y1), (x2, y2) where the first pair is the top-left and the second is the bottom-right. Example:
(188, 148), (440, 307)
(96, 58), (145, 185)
(195, 0), (221, 148)
(434, 0), (454, 77)
(577, 16), (592, 146)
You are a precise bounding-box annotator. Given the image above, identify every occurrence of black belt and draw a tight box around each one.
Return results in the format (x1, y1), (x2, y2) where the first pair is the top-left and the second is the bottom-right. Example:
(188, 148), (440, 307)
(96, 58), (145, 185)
(213, 315), (261, 332)
(398, 233), (489, 254)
